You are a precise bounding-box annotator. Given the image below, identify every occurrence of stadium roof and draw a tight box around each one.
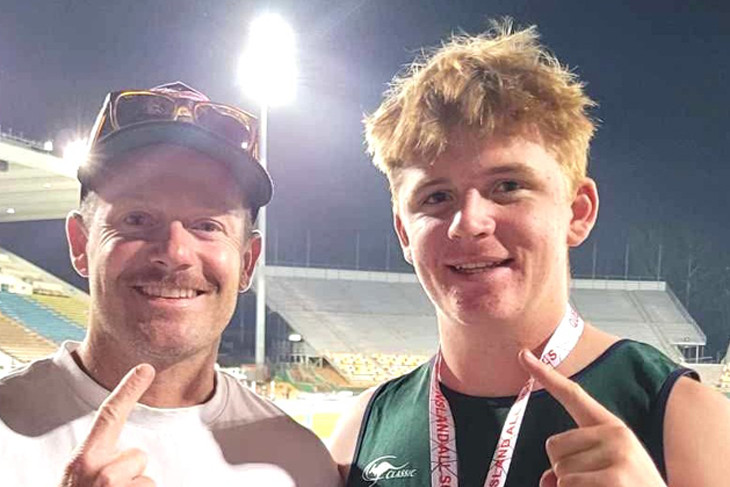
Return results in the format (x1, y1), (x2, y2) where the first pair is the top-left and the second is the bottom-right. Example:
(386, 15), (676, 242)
(0, 134), (79, 223)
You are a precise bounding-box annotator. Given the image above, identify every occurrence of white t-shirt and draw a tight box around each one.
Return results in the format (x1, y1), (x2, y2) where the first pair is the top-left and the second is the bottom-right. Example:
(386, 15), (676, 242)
(0, 342), (341, 487)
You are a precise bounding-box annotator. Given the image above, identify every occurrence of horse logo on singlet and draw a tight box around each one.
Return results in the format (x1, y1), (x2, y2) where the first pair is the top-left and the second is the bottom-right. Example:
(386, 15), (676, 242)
(362, 455), (418, 485)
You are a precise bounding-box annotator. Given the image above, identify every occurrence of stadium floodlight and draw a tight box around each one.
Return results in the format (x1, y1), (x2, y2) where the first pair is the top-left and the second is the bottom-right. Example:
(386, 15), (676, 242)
(238, 12), (297, 375)
(43, 140), (54, 152)
(288, 333), (303, 343)
(62, 138), (88, 169)
(237, 13), (297, 107)
(5, 208), (15, 214)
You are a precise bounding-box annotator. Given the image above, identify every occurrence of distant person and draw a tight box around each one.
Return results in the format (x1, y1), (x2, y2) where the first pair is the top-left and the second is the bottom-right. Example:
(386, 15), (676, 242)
(330, 21), (730, 487)
(0, 82), (341, 486)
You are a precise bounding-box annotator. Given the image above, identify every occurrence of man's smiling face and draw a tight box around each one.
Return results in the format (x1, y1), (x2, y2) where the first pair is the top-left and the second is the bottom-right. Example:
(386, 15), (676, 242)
(68, 144), (260, 362)
(393, 132), (597, 329)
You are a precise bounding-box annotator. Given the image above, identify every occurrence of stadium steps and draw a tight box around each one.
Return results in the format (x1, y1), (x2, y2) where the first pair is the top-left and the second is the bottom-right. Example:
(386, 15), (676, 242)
(280, 368), (317, 393)
(30, 294), (89, 328)
(658, 288), (707, 343)
(0, 291), (85, 343)
(315, 364), (350, 388)
(281, 364), (355, 391)
(293, 365), (338, 392)
(0, 313), (57, 362)
(625, 291), (684, 362)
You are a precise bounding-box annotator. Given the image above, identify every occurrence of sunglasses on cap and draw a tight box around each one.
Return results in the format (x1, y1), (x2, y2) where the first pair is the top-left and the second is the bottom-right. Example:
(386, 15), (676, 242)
(88, 89), (259, 159)
(79, 83), (273, 214)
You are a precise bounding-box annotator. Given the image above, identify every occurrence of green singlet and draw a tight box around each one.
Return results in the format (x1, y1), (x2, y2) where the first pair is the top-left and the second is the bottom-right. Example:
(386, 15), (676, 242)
(347, 340), (698, 487)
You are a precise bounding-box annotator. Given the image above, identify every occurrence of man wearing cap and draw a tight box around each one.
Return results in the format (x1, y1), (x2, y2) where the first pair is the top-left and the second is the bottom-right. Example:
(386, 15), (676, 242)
(330, 23), (730, 487)
(0, 82), (341, 486)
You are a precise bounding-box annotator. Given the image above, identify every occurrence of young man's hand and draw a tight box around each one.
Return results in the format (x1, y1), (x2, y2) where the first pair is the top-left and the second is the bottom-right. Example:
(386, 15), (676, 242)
(60, 364), (156, 487)
(519, 350), (667, 487)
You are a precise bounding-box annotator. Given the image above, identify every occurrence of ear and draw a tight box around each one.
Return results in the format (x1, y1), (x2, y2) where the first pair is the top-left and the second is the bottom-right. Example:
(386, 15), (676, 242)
(393, 210), (413, 265)
(567, 178), (599, 247)
(239, 230), (263, 293)
(66, 211), (90, 277)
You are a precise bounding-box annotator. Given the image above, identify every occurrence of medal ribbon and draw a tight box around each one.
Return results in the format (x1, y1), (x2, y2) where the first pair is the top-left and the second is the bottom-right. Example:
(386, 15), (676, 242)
(428, 306), (584, 487)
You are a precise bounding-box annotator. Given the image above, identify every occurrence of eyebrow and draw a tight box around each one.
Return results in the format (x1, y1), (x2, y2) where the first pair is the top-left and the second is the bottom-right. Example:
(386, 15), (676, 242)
(411, 162), (540, 193)
(411, 177), (450, 195)
(481, 162), (541, 179)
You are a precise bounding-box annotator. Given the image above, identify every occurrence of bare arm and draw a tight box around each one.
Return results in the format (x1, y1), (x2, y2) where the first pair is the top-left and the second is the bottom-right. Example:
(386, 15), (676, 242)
(664, 376), (730, 486)
(328, 387), (378, 482)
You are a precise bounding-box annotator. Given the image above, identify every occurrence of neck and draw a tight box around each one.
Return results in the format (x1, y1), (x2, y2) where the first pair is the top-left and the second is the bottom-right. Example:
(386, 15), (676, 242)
(437, 304), (566, 397)
(75, 332), (218, 408)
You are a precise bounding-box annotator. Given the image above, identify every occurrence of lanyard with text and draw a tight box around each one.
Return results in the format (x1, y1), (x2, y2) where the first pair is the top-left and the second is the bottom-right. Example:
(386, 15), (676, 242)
(428, 306), (585, 487)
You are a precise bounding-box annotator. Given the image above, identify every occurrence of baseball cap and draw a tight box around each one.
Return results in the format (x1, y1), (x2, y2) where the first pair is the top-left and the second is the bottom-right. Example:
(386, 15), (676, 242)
(77, 81), (272, 217)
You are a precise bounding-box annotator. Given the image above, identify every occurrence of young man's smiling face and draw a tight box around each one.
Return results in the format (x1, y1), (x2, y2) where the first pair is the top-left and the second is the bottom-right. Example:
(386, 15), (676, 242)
(393, 133), (598, 329)
(67, 144), (261, 362)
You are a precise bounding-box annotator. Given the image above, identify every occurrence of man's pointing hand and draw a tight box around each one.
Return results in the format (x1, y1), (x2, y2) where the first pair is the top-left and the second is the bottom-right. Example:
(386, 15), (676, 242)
(61, 364), (156, 487)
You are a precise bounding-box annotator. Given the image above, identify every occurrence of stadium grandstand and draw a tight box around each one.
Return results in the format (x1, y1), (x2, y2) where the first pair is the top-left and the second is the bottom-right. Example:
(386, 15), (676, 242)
(0, 248), (88, 374)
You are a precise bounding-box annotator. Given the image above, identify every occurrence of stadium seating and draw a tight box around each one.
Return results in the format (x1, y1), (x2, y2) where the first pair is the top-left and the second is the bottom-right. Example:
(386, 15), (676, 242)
(327, 352), (430, 386)
(292, 364), (353, 392)
(267, 268), (700, 367)
(632, 290), (705, 344)
(0, 313), (56, 362)
(31, 294), (88, 328)
(571, 290), (645, 322)
(0, 291), (85, 343)
(314, 364), (351, 388)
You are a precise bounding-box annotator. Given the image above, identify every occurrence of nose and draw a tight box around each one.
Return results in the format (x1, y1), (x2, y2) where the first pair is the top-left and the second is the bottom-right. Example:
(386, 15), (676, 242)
(150, 221), (195, 270)
(447, 189), (496, 240)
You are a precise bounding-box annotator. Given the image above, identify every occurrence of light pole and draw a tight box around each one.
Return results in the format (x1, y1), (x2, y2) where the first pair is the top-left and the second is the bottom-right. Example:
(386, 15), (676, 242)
(239, 13), (296, 377)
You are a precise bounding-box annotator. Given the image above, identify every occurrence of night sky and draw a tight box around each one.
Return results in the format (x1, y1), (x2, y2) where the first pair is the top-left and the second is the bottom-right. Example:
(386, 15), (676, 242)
(1, 0), (729, 352)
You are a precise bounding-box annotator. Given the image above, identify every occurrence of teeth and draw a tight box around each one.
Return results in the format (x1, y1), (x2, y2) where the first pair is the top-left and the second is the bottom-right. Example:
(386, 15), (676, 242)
(456, 262), (492, 270)
(139, 286), (197, 299)
(453, 261), (505, 272)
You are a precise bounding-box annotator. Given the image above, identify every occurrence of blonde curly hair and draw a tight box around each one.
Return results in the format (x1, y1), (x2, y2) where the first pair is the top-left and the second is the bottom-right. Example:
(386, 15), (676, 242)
(365, 20), (597, 198)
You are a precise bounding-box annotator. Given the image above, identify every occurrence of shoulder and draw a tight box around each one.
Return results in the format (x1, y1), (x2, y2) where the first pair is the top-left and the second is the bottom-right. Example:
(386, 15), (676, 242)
(216, 372), (292, 421)
(329, 386), (380, 475)
(0, 352), (75, 437)
(0, 353), (57, 383)
(329, 361), (431, 481)
(0, 353), (59, 402)
(570, 338), (692, 433)
(664, 375), (730, 487)
(571, 324), (681, 377)
(576, 336), (687, 387)
(601, 340), (697, 396)
(214, 373), (342, 487)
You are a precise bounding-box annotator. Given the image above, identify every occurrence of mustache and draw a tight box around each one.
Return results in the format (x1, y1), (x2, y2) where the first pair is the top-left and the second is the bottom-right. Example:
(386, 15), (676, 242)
(122, 268), (216, 292)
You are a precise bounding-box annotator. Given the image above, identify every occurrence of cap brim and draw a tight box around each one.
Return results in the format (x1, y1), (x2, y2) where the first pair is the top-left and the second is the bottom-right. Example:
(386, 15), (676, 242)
(79, 121), (272, 210)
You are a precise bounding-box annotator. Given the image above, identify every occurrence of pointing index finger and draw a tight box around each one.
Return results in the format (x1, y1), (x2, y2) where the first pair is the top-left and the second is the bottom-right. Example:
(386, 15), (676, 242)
(85, 364), (155, 451)
(518, 349), (620, 428)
